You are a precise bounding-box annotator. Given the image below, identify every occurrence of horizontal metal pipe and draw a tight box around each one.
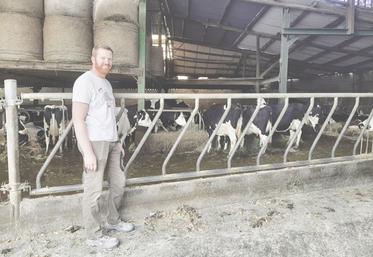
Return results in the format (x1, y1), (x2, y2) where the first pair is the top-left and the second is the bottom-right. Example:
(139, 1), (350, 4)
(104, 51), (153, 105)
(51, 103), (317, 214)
(21, 92), (373, 101)
(30, 155), (373, 196)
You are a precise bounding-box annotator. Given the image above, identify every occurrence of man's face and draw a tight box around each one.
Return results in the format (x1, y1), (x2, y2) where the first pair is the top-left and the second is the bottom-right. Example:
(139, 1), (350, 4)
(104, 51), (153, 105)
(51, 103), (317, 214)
(92, 48), (113, 76)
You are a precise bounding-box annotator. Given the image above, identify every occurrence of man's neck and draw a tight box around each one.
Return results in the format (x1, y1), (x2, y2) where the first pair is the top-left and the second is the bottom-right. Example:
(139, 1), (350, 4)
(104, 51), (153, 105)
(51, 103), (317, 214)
(91, 68), (107, 79)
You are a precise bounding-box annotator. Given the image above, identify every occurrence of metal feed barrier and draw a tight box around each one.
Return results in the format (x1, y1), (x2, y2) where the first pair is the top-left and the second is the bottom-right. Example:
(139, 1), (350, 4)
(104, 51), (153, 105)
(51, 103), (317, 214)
(3, 79), (373, 222)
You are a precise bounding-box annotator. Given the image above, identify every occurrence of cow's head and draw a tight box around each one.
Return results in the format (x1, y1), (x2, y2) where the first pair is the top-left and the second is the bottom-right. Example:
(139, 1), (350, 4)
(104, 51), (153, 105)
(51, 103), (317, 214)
(136, 110), (152, 127)
(308, 104), (323, 132)
(175, 112), (187, 127)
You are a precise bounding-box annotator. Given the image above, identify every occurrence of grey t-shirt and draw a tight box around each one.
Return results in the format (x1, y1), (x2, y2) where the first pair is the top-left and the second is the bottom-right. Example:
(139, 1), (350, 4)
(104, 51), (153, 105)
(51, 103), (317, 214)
(72, 70), (118, 142)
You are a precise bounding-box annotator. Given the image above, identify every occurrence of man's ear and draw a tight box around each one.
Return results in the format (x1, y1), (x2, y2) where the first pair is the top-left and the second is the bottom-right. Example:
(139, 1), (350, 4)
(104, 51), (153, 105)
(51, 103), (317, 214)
(91, 56), (95, 64)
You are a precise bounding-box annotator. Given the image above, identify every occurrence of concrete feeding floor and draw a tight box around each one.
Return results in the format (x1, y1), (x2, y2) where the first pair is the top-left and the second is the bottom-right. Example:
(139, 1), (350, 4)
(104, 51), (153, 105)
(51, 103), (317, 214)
(0, 182), (372, 257)
(0, 157), (373, 256)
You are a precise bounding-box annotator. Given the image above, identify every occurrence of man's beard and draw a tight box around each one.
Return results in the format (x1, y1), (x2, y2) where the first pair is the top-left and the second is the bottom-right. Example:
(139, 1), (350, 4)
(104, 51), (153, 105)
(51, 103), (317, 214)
(96, 63), (111, 74)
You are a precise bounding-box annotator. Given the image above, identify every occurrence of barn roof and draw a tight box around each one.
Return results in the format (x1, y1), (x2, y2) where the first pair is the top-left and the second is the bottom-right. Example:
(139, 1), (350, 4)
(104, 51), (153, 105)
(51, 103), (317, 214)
(160, 0), (373, 79)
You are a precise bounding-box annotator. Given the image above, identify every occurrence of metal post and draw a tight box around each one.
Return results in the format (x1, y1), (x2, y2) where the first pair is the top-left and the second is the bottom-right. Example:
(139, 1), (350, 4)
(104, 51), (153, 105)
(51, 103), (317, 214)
(4, 79), (21, 224)
(138, 0), (147, 110)
(279, 8), (290, 93)
(347, 0), (355, 34)
(256, 35), (261, 93)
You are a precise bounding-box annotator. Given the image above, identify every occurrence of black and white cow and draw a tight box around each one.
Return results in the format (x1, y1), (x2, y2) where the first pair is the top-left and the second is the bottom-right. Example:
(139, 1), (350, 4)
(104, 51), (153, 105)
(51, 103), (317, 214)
(240, 104), (272, 152)
(116, 105), (152, 150)
(145, 99), (187, 132)
(270, 103), (323, 149)
(202, 103), (242, 154)
(43, 105), (68, 153)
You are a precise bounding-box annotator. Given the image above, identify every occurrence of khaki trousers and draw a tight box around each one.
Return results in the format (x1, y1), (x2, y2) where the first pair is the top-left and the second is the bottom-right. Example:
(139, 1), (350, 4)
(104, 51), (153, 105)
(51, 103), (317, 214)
(81, 141), (125, 239)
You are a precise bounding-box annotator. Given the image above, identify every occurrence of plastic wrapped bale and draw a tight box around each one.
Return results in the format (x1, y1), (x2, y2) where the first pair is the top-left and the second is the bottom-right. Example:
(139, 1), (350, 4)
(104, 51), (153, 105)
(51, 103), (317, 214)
(0, 13), (42, 60)
(0, 0), (43, 18)
(44, 0), (92, 18)
(93, 0), (139, 24)
(43, 16), (92, 62)
(94, 21), (138, 66)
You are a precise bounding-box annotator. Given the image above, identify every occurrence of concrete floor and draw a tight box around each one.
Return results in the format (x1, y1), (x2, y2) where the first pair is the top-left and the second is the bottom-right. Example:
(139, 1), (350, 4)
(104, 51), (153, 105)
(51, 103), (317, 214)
(0, 158), (372, 257)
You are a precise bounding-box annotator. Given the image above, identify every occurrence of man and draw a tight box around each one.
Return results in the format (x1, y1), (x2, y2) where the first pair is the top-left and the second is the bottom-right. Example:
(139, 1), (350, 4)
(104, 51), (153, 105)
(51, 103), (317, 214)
(72, 46), (134, 250)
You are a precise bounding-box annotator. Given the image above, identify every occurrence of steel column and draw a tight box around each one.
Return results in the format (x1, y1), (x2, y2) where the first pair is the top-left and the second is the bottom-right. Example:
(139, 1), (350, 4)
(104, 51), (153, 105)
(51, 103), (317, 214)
(4, 79), (21, 224)
(256, 36), (261, 93)
(138, 0), (147, 110)
(279, 8), (290, 93)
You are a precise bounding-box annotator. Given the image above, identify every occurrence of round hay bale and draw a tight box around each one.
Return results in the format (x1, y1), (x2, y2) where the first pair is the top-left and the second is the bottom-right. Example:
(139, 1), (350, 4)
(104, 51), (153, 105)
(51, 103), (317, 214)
(45, 0), (92, 18)
(0, 13), (42, 60)
(93, 0), (139, 24)
(43, 16), (92, 62)
(94, 21), (138, 66)
(0, 0), (43, 18)
(149, 46), (164, 76)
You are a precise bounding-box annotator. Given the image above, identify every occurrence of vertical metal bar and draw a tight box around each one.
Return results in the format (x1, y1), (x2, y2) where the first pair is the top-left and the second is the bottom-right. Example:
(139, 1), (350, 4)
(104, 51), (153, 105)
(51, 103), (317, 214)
(124, 99), (165, 179)
(332, 97), (360, 158)
(256, 35), (261, 93)
(347, 0), (355, 34)
(162, 99), (199, 175)
(36, 120), (73, 189)
(138, 0), (147, 110)
(353, 108), (373, 155)
(257, 98), (289, 165)
(4, 79), (21, 224)
(284, 97), (315, 163)
(279, 8), (290, 93)
(309, 97), (338, 160)
(228, 99), (262, 169)
(196, 99), (232, 172)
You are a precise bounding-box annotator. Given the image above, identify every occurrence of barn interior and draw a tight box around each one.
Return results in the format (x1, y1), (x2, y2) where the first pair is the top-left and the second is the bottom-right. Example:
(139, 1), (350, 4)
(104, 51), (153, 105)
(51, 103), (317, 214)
(0, 0), (373, 94)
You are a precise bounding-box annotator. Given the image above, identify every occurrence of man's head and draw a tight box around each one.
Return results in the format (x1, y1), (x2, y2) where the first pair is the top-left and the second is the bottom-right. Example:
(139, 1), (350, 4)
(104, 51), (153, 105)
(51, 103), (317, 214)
(91, 45), (113, 78)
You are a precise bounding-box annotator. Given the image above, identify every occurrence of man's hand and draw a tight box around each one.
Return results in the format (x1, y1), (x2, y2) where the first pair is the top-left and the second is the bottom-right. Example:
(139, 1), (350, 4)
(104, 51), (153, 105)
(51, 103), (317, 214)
(84, 151), (97, 172)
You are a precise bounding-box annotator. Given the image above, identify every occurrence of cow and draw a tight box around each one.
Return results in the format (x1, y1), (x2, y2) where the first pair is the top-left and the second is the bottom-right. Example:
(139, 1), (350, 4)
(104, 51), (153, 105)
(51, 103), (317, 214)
(240, 104), (272, 152)
(270, 103), (323, 150)
(202, 103), (242, 154)
(116, 105), (152, 151)
(145, 99), (188, 132)
(43, 105), (69, 153)
(18, 120), (44, 146)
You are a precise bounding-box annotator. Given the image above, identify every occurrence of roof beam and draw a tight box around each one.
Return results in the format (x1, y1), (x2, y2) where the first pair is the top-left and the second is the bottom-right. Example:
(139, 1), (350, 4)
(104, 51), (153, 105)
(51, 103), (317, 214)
(323, 44), (373, 66)
(167, 14), (277, 39)
(240, 0), (373, 23)
(171, 36), (276, 57)
(174, 64), (236, 71)
(260, 10), (310, 52)
(233, 5), (270, 47)
(173, 47), (240, 58)
(303, 36), (362, 63)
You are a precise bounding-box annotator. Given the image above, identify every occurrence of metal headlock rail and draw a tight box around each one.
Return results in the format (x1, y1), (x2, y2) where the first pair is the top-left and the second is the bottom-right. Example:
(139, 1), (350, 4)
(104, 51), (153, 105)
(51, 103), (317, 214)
(3, 80), (373, 218)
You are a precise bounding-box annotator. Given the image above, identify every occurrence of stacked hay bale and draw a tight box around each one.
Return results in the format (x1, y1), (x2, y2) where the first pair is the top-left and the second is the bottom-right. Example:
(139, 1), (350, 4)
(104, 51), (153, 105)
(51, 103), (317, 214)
(0, 0), (43, 60)
(93, 0), (139, 66)
(43, 0), (93, 62)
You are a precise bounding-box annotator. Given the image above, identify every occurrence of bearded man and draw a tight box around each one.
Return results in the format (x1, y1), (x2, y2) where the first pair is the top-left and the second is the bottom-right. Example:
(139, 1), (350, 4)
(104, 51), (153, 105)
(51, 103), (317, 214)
(72, 45), (134, 250)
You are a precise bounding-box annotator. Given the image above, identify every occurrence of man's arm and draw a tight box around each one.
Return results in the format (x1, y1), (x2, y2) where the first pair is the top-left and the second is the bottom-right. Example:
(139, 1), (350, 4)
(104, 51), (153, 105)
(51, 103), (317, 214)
(72, 102), (97, 172)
